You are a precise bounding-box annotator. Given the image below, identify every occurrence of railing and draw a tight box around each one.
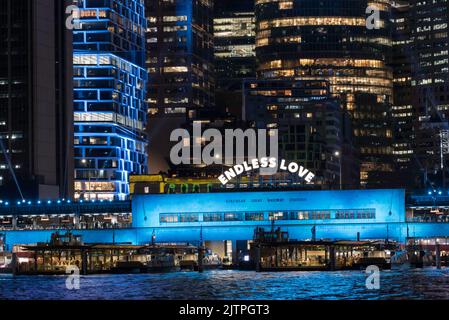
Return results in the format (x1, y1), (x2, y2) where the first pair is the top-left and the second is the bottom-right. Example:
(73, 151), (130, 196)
(0, 200), (131, 216)
(407, 216), (449, 223)
(0, 222), (132, 232)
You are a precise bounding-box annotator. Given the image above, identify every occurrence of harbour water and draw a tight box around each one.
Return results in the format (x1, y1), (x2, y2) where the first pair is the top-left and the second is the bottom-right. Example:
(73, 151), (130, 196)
(1, 268), (449, 300)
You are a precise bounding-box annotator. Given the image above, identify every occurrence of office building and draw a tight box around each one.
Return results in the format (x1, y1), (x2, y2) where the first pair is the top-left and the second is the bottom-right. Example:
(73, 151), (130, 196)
(409, 0), (449, 188)
(73, 0), (148, 200)
(254, 0), (394, 187)
(146, 0), (215, 174)
(390, 1), (415, 185)
(0, 0), (74, 200)
(244, 79), (360, 188)
(214, 0), (256, 117)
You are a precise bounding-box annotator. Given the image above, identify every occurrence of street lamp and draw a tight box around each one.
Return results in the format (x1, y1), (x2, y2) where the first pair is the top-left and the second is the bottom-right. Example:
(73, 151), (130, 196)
(334, 151), (342, 190)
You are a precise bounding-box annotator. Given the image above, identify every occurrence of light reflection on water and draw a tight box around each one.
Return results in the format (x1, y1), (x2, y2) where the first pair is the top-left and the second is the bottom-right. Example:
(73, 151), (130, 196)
(1, 268), (449, 300)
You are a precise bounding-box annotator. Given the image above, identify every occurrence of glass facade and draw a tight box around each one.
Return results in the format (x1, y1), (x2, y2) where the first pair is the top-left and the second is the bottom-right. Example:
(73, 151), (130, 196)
(244, 79), (360, 187)
(0, 0), (73, 200)
(146, 0), (215, 118)
(409, 0), (449, 188)
(159, 209), (376, 224)
(73, 0), (148, 201)
(254, 0), (394, 187)
(214, 0), (256, 118)
(0, 0), (32, 193)
(391, 1), (414, 178)
(214, 1), (256, 89)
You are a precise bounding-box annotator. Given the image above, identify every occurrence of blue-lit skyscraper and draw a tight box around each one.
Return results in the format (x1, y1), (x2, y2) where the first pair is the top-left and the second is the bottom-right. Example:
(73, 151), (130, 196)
(73, 0), (148, 201)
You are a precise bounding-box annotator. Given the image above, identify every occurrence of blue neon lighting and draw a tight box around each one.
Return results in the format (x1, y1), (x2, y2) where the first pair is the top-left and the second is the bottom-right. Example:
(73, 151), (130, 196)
(72, 0), (148, 201)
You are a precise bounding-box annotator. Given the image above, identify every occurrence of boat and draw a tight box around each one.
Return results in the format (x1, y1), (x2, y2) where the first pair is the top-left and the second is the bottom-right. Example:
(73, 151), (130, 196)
(404, 239), (434, 268)
(179, 251), (223, 271)
(390, 250), (411, 269)
(201, 252), (222, 270)
(0, 252), (12, 274)
(13, 232), (200, 274)
(352, 257), (391, 270)
(409, 250), (433, 268)
(110, 261), (147, 274)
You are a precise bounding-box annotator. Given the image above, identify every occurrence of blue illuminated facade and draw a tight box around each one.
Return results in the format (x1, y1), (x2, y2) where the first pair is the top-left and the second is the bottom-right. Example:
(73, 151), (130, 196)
(132, 189), (407, 242)
(4, 189), (449, 252)
(73, 0), (148, 201)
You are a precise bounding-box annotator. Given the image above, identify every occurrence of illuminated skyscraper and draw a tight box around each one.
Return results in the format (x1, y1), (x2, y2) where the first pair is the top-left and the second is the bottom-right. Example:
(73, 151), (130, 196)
(146, 0), (214, 173)
(409, 0), (449, 188)
(214, 0), (255, 118)
(390, 0), (415, 186)
(244, 79), (360, 188)
(254, 0), (394, 187)
(0, 0), (73, 200)
(73, 0), (148, 200)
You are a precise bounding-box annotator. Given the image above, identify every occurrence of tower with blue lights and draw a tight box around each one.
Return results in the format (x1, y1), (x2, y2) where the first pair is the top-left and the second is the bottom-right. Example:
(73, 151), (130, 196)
(73, 0), (148, 201)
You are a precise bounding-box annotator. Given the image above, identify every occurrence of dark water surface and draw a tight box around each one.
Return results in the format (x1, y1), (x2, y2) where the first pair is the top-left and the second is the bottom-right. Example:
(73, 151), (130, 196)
(1, 268), (449, 300)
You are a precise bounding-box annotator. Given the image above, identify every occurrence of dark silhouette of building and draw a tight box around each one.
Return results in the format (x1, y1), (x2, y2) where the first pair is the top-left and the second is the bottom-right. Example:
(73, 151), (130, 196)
(214, 0), (256, 118)
(0, 0), (74, 200)
(388, 0), (423, 189)
(244, 79), (360, 188)
(146, 0), (215, 174)
(408, 0), (449, 189)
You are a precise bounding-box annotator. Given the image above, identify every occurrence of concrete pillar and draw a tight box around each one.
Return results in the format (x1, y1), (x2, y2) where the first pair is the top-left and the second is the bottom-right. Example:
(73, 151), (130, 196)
(11, 252), (17, 275)
(232, 240), (238, 266)
(436, 243), (441, 269)
(197, 246), (204, 273)
(81, 250), (88, 275)
(274, 247), (279, 267)
(74, 215), (80, 229)
(255, 245), (261, 272)
(329, 246), (336, 271)
(34, 250), (38, 272)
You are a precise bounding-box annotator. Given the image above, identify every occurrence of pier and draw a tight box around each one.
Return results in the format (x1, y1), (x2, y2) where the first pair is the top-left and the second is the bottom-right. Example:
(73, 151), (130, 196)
(11, 232), (199, 275)
(252, 240), (394, 271)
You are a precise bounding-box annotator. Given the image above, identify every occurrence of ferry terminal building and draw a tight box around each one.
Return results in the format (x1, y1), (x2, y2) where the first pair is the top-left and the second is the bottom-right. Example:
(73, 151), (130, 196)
(3, 188), (449, 260)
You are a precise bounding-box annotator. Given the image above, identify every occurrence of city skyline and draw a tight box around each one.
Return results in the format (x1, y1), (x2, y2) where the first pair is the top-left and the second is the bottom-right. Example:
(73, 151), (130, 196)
(0, 0), (447, 201)
(1, 0), (449, 305)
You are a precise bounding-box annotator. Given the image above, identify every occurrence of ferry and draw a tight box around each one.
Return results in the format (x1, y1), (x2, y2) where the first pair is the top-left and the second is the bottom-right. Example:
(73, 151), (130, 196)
(10, 232), (202, 275)
(250, 226), (395, 271)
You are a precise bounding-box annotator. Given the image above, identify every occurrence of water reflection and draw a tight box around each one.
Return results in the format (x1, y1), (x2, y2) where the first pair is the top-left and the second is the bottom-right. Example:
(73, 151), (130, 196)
(1, 269), (449, 300)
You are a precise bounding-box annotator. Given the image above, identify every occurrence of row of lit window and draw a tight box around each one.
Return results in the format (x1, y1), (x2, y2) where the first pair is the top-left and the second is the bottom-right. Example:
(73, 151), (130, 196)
(74, 182), (117, 192)
(259, 58), (386, 70)
(354, 128), (392, 137)
(255, 0), (390, 6)
(258, 17), (382, 30)
(73, 112), (144, 131)
(159, 209), (376, 223)
(73, 54), (144, 76)
(257, 36), (391, 48)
